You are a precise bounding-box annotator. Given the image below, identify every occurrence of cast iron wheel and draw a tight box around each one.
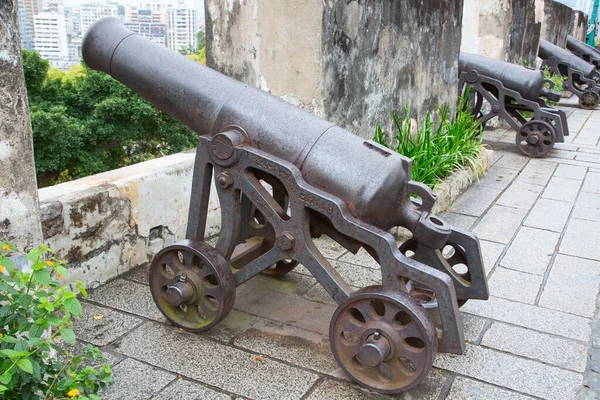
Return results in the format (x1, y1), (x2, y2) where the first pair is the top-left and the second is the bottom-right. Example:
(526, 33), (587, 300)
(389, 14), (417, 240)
(330, 286), (437, 394)
(399, 239), (469, 308)
(149, 240), (235, 332)
(579, 90), (599, 110)
(516, 120), (555, 158)
(260, 259), (299, 277)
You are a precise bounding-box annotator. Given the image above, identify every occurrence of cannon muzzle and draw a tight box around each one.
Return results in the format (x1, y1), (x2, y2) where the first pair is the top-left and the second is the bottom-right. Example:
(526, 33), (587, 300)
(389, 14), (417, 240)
(458, 53), (560, 102)
(82, 18), (450, 241)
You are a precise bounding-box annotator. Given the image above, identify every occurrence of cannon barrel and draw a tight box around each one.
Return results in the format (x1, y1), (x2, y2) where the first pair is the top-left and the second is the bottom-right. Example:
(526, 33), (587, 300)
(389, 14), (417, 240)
(459, 53), (561, 102)
(566, 35), (600, 65)
(82, 18), (429, 233)
(539, 39), (597, 79)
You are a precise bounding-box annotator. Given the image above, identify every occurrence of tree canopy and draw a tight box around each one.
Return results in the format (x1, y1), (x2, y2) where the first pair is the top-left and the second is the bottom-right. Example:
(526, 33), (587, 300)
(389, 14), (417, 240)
(22, 50), (199, 187)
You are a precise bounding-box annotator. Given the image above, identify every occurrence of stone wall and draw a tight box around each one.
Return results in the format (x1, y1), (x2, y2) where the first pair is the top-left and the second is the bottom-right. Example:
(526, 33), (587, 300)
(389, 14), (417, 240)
(460, 0), (541, 66)
(0, 0), (43, 249)
(206, 0), (464, 139)
(541, 0), (573, 47)
(39, 150), (221, 288)
(570, 10), (589, 42)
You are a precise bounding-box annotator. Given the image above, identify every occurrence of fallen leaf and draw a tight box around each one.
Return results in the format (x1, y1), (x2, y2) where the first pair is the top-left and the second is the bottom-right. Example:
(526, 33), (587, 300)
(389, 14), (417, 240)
(92, 315), (104, 320)
(254, 356), (263, 361)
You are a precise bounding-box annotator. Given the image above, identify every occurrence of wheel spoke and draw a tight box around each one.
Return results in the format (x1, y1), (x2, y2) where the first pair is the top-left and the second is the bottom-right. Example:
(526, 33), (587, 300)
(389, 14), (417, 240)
(399, 321), (424, 340)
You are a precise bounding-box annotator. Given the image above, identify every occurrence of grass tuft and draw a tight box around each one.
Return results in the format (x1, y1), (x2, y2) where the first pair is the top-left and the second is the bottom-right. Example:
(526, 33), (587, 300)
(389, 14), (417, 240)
(373, 92), (484, 189)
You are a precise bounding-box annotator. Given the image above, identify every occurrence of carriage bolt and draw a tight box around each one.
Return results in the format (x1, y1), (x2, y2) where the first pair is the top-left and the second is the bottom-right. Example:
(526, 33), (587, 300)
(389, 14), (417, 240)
(356, 331), (391, 367)
(165, 274), (194, 307)
(277, 232), (295, 251)
(217, 173), (233, 189)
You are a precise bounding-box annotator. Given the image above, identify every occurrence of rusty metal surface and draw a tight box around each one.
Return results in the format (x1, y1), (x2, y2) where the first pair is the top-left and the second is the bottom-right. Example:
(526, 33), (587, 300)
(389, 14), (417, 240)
(567, 35), (600, 70)
(83, 19), (489, 393)
(149, 240), (236, 332)
(329, 286), (437, 394)
(458, 53), (568, 157)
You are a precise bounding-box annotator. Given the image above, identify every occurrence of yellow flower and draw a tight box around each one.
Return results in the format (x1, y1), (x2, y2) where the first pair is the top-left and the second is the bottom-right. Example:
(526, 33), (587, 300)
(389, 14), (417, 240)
(0, 265), (4, 272)
(57, 273), (64, 280)
(67, 389), (80, 397)
(1, 245), (9, 251)
(46, 260), (53, 266)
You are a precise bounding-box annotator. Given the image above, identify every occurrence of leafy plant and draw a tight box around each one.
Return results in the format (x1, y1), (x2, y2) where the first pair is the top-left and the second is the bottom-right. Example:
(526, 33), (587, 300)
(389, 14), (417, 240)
(374, 94), (484, 189)
(21, 49), (198, 187)
(0, 243), (112, 399)
(542, 65), (564, 106)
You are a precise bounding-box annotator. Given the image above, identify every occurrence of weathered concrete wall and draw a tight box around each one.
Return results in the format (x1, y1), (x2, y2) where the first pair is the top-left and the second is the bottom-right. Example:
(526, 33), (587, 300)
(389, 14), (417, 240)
(461, 0), (541, 66)
(0, 0), (43, 250)
(206, 0), (464, 138)
(39, 151), (221, 288)
(570, 10), (589, 42)
(541, 0), (573, 47)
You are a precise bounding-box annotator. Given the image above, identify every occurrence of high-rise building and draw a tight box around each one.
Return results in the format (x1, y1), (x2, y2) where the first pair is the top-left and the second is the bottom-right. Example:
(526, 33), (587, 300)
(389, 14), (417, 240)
(125, 4), (166, 24)
(34, 2), (68, 61)
(18, 0), (35, 50)
(124, 20), (167, 46)
(166, 8), (196, 53)
(20, 0), (42, 36)
(79, 2), (119, 36)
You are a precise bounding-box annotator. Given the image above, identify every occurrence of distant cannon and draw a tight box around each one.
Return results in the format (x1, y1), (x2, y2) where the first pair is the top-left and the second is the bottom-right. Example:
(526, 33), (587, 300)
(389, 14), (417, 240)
(82, 18), (488, 394)
(459, 53), (569, 158)
(538, 39), (600, 109)
(566, 35), (600, 70)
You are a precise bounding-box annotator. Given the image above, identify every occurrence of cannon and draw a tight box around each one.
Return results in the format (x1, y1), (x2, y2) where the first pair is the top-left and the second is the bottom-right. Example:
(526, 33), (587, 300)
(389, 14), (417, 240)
(458, 53), (569, 157)
(82, 18), (489, 394)
(538, 39), (600, 109)
(566, 35), (600, 70)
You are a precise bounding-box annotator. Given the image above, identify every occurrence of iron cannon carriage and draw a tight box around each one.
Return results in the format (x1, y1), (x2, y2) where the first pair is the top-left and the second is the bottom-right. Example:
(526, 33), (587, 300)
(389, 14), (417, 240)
(83, 18), (489, 394)
(538, 39), (600, 109)
(459, 52), (569, 157)
(566, 35), (600, 72)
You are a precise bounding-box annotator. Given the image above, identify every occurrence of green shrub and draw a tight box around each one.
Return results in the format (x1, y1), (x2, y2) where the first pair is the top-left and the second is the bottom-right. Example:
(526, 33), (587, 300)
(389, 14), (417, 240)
(373, 95), (484, 189)
(0, 243), (112, 399)
(543, 65), (564, 106)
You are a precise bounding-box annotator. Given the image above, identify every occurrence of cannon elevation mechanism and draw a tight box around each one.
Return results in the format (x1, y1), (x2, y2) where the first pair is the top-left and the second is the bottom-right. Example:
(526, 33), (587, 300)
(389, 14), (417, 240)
(82, 18), (488, 394)
(538, 39), (600, 110)
(459, 52), (569, 157)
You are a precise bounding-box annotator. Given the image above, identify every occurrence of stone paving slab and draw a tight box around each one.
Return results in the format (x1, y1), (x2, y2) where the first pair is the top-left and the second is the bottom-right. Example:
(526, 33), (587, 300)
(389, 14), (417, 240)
(500, 227), (560, 275)
(541, 176), (583, 203)
(73, 302), (143, 346)
(102, 358), (176, 400)
(472, 205), (528, 244)
(113, 322), (319, 400)
(480, 322), (588, 372)
(446, 377), (534, 400)
(560, 218), (600, 261)
(487, 267), (543, 304)
(462, 296), (592, 342)
(448, 185), (502, 217)
(233, 319), (338, 375)
(539, 254), (600, 318)
(435, 345), (583, 399)
(154, 379), (231, 400)
(524, 197), (573, 232)
(572, 191), (600, 222)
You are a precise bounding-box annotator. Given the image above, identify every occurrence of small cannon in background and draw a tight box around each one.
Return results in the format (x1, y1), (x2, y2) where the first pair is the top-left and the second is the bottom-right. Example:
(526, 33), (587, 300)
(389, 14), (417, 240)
(83, 18), (488, 394)
(566, 35), (600, 71)
(538, 39), (600, 110)
(458, 53), (569, 158)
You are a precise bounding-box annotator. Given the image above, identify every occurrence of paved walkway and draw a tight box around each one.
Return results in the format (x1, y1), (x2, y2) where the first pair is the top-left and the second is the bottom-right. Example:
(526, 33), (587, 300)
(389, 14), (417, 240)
(73, 98), (600, 399)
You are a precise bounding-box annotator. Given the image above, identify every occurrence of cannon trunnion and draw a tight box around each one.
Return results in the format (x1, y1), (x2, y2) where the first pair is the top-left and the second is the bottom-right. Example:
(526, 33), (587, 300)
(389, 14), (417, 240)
(83, 18), (489, 394)
(459, 53), (569, 158)
(538, 39), (600, 110)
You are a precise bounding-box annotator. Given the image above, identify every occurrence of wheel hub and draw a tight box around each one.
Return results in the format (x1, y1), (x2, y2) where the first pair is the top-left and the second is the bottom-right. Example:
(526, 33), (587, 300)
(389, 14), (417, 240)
(164, 274), (195, 307)
(357, 331), (391, 367)
(528, 134), (540, 145)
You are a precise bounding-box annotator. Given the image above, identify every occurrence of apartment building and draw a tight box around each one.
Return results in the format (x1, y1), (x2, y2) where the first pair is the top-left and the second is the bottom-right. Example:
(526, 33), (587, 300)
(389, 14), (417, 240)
(79, 2), (119, 35)
(166, 7), (196, 53)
